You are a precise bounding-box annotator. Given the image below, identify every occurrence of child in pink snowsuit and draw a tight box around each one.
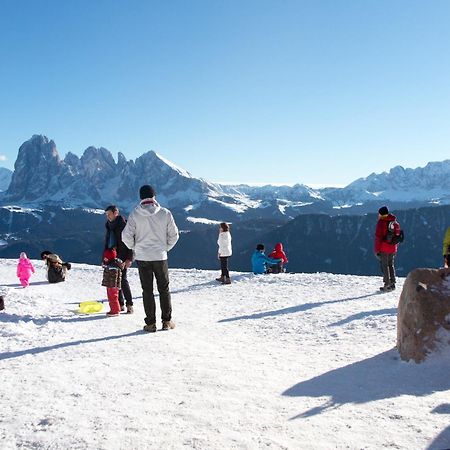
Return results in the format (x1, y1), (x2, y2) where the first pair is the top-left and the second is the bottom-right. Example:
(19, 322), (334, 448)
(16, 252), (35, 287)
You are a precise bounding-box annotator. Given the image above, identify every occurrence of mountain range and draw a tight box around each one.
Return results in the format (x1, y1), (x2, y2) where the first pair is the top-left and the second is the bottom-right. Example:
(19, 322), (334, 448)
(2, 135), (449, 220)
(0, 134), (448, 275)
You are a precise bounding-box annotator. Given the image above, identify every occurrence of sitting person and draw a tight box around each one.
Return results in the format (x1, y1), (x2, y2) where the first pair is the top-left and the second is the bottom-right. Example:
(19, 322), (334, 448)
(251, 244), (282, 275)
(41, 250), (71, 283)
(268, 242), (288, 273)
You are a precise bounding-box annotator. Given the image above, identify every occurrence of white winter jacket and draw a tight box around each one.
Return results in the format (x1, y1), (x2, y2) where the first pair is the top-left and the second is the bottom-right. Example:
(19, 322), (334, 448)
(217, 231), (232, 257)
(122, 199), (179, 261)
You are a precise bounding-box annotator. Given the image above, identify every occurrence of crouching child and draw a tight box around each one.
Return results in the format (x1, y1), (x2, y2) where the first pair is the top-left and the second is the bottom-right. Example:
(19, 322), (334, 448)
(41, 250), (71, 283)
(102, 248), (123, 317)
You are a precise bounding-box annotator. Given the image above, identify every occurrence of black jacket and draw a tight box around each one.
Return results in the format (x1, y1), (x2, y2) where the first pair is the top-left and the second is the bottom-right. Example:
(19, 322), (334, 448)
(104, 215), (133, 261)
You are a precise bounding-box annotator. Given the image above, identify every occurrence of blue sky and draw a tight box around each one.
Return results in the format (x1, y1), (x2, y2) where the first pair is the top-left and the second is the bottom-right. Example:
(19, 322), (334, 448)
(1, 0), (449, 186)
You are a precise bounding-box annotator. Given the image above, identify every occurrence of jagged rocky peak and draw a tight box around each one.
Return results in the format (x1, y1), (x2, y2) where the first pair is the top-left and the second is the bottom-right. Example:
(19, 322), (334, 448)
(137, 150), (193, 178)
(117, 152), (128, 170)
(15, 134), (61, 167)
(64, 152), (80, 167)
(80, 146), (116, 178)
(5, 135), (64, 201)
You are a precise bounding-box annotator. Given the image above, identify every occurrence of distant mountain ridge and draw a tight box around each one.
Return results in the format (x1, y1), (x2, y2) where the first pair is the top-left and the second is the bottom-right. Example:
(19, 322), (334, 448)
(1, 135), (449, 221)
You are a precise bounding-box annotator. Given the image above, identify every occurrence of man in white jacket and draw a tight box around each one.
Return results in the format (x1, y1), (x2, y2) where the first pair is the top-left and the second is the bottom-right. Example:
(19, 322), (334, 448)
(122, 185), (179, 332)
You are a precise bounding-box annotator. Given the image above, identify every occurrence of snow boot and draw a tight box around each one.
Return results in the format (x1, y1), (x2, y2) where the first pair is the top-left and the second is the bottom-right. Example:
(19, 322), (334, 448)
(162, 320), (176, 330)
(106, 311), (120, 317)
(143, 323), (157, 333)
(379, 284), (394, 292)
(126, 305), (134, 314)
(223, 276), (231, 285)
(215, 276), (225, 282)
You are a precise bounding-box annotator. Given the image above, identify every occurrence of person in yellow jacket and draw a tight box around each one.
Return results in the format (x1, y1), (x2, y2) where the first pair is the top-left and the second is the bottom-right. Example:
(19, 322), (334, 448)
(443, 227), (450, 268)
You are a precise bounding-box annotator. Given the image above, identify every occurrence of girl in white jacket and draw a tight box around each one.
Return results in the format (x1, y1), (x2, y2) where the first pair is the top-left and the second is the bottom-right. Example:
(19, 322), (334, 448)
(216, 222), (232, 284)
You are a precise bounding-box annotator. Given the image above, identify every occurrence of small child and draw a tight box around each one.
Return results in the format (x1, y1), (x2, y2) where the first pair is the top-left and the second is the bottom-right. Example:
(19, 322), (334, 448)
(16, 252), (35, 287)
(268, 242), (289, 273)
(102, 248), (123, 317)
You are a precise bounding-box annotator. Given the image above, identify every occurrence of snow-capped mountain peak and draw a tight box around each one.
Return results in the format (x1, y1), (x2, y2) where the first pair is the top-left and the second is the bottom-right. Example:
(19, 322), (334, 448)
(2, 135), (450, 219)
(151, 151), (193, 179)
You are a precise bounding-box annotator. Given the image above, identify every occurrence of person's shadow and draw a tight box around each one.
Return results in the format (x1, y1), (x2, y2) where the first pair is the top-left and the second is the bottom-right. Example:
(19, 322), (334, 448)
(4, 281), (50, 288)
(0, 330), (144, 361)
(283, 349), (450, 420)
(218, 292), (380, 323)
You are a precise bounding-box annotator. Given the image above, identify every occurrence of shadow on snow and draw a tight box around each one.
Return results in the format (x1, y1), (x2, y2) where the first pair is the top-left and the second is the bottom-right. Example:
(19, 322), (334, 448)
(328, 308), (397, 327)
(218, 292), (381, 323)
(427, 424), (450, 450)
(0, 330), (144, 361)
(283, 349), (450, 420)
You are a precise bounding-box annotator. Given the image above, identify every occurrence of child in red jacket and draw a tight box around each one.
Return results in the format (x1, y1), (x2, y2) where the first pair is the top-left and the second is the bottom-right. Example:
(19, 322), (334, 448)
(16, 252), (35, 287)
(268, 243), (288, 273)
(102, 248), (123, 317)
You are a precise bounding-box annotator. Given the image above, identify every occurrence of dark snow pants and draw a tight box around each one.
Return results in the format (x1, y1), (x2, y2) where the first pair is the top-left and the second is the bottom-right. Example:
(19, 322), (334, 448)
(220, 256), (230, 278)
(118, 268), (133, 307)
(137, 260), (172, 325)
(379, 252), (396, 287)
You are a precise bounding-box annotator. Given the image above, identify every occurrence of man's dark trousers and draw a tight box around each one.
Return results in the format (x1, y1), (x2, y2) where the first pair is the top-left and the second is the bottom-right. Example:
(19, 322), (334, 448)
(137, 260), (172, 325)
(118, 268), (133, 307)
(379, 252), (396, 287)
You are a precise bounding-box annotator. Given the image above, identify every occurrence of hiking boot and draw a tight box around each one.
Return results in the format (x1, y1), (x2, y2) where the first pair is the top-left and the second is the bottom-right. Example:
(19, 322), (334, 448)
(106, 311), (120, 317)
(126, 305), (134, 314)
(143, 323), (157, 333)
(215, 276), (224, 282)
(162, 320), (176, 330)
(223, 276), (231, 284)
(379, 284), (394, 292)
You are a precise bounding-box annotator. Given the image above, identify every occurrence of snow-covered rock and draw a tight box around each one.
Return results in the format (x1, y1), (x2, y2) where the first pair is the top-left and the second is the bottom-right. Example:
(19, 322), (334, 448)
(397, 267), (450, 362)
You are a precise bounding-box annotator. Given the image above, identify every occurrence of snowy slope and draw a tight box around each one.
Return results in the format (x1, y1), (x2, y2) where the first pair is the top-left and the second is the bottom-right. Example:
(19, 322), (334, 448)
(0, 259), (449, 450)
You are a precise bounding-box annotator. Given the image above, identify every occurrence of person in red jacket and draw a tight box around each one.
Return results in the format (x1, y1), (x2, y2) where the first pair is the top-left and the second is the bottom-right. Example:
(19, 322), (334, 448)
(374, 206), (400, 292)
(268, 242), (289, 273)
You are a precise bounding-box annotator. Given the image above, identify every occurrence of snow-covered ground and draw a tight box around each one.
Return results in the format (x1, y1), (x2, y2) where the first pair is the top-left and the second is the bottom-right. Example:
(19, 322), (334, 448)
(0, 258), (449, 450)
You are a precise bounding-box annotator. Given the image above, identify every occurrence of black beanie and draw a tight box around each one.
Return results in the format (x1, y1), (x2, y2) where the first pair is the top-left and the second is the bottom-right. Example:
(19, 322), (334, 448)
(378, 206), (389, 216)
(139, 185), (155, 199)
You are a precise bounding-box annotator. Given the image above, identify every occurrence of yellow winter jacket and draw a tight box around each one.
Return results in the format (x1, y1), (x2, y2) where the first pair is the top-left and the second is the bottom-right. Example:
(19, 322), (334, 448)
(443, 227), (450, 256)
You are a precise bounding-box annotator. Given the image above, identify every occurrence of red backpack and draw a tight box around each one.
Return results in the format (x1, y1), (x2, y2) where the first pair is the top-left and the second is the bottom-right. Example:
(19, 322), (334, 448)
(384, 219), (404, 245)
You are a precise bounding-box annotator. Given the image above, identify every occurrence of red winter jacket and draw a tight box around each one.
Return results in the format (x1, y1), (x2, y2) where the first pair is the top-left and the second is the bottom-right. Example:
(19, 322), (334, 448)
(374, 214), (399, 254)
(268, 243), (288, 263)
